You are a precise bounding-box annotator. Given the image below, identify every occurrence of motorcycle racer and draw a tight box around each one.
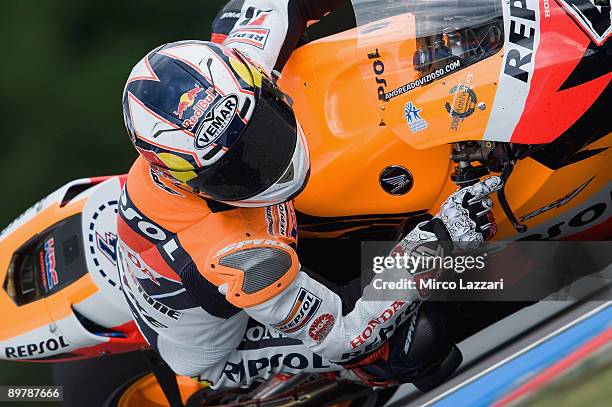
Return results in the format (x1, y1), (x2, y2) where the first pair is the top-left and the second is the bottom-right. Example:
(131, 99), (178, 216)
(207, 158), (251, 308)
(119, 0), (502, 389)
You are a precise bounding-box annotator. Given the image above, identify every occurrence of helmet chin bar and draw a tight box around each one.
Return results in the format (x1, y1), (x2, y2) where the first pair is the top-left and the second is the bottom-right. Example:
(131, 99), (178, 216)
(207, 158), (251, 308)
(220, 165), (310, 208)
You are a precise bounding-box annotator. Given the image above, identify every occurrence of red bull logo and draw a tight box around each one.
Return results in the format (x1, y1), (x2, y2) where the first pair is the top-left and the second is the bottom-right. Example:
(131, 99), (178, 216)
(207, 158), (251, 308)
(174, 84), (204, 119)
(183, 87), (217, 130)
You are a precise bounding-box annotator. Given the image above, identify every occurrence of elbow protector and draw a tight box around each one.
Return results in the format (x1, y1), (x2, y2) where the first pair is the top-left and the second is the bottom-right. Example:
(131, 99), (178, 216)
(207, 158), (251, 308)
(206, 240), (300, 307)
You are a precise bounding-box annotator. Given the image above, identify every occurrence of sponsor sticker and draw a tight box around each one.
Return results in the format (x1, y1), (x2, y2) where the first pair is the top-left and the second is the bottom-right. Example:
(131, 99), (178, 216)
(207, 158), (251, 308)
(195, 94), (238, 149)
(484, 0), (540, 141)
(182, 87), (217, 130)
(265, 203), (293, 238)
(240, 7), (272, 27)
(340, 301), (419, 360)
(40, 238), (58, 292)
(225, 28), (270, 49)
(220, 11), (241, 20)
(213, 239), (292, 258)
(88, 200), (120, 288)
(403, 102), (428, 133)
(174, 84), (204, 119)
(350, 301), (406, 349)
(379, 166), (413, 195)
(309, 313), (335, 342)
(272, 288), (322, 334)
(96, 232), (118, 266)
(384, 60), (461, 100)
(265, 207), (274, 235)
(502, 0), (539, 83)
(149, 167), (185, 197)
(120, 249), (183, 323)
(517, 185), (611, 241)
(222, 351), (330, 384)
(445, 73), (477, 131)
(277, 204), (287, 237)
(367, 49), (387, 101)
(4, 336), (70, 359)
(403, 311), (418, 353)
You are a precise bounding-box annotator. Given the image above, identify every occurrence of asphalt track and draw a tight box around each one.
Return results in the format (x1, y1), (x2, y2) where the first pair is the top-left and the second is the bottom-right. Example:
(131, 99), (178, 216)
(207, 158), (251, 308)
(386, 266), (612, 406)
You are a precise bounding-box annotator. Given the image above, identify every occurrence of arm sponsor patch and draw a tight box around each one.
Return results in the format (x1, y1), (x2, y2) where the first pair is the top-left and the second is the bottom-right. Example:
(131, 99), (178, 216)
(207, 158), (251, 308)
(272, 288), (321, 334)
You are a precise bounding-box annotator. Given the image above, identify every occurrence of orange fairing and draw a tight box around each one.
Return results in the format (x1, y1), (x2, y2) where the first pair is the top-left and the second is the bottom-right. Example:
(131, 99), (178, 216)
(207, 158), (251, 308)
(279, 23), (453, 217)
(350, 3), (506, 149)
(0, 198), (96, 341)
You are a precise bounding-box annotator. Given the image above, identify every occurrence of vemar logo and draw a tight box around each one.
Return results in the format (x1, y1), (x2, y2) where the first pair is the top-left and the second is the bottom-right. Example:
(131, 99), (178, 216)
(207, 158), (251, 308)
(41, 237), (59, 291)
(195, 94), (238, 149)
(272, 288), (322, 334)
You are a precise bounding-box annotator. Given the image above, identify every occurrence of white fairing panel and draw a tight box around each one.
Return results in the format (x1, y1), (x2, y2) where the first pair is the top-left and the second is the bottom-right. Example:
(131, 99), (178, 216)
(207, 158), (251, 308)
(0, 178), (92, 244)
(0, 314), (107, 361)
(78, 177), (132, 327)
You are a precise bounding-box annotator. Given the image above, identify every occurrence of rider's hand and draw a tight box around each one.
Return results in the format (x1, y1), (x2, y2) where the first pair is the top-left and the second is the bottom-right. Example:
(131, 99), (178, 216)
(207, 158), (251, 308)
(398, 176), (503, 253)
(438, 175), (503, 243)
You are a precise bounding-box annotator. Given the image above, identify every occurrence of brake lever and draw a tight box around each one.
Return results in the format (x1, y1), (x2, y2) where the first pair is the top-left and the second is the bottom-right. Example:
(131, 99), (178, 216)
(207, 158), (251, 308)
(497, 158), (527, 233)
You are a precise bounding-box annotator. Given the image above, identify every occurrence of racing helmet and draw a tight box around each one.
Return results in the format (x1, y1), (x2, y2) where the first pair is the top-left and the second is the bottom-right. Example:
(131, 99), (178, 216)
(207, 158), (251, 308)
(122, 41), (310, 207)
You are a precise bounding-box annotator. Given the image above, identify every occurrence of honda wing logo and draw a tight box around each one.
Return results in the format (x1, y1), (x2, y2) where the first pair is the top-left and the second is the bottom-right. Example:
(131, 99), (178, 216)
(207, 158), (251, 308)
(379, 166), (413, 195)
(383, 175), (410, 193)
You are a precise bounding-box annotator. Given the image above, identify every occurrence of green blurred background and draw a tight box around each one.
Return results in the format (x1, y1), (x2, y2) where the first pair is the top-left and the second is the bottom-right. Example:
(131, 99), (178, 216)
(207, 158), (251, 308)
(0, 1), (610, 406)
(0, 0), (229, 229)
(0, 0), (226, 403)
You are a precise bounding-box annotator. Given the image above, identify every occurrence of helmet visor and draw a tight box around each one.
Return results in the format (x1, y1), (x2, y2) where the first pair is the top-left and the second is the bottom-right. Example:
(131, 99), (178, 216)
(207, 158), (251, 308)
(186, 77), (298, 202)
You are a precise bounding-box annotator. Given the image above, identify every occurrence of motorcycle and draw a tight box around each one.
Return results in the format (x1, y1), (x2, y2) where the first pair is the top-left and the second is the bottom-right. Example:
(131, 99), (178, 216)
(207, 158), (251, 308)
(0, 0), (609, 405)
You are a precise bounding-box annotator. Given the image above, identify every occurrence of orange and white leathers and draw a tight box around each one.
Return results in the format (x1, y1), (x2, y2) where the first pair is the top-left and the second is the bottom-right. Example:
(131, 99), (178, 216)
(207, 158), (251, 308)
(118, 157), (421, 387)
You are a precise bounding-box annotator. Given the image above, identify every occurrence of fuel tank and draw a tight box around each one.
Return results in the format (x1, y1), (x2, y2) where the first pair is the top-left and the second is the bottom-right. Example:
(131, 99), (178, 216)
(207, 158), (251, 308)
(280, 29), (453, 225)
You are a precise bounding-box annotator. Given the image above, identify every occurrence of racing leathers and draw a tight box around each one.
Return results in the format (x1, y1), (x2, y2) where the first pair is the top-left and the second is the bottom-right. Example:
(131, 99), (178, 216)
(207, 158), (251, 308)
(118, 157), (419, 388)
(116, 0), (502, 388)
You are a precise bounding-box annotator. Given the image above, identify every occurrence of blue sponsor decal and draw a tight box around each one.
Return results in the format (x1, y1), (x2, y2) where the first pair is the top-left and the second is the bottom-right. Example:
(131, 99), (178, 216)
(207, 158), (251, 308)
(96, 231), (118, 266)
(403, 102), (428, 133)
